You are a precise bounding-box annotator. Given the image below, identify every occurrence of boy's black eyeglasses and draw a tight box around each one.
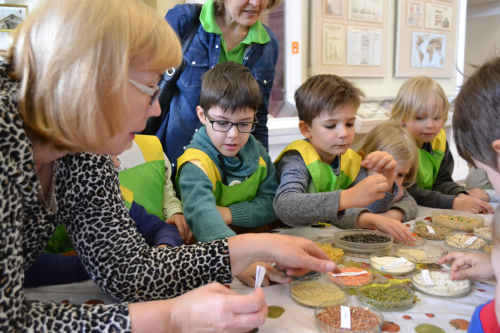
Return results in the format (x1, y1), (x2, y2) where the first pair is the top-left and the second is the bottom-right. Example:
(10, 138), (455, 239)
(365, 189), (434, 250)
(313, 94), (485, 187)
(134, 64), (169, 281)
(203, 109), (258, 133)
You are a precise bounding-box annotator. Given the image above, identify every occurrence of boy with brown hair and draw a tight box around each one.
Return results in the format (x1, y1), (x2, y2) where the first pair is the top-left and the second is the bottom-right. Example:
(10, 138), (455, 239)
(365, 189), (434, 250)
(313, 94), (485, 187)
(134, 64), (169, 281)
(177, 61), (278, 243)
(274, 74), (414, 241)
(439, 57), (500, 332)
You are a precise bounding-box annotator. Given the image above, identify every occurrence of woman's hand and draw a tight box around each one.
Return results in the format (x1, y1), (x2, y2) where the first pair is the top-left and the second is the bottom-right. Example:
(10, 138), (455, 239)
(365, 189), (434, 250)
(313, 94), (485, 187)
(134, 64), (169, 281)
(129, 283), (267, 333)
(438, 252), (494, 281)
(228, 234), (339, 277)
(237, 262), (291, 287)
(166, 213), (192, 244)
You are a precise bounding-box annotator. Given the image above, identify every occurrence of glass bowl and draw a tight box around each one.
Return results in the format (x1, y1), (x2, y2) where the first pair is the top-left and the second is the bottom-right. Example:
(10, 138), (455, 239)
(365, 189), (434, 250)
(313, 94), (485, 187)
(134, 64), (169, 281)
(315, 299), (384, 333)
(327, 264), (374, 288)
(431, 209), (485, 231)
(357, 281), (414, 312)
(413, 223), (452, 241)
(395, 243), (445, 264)
(473, 226), (492, 242)
(316, 239), (345, 263)
(411, 269), (471, 298)
(483, 243), (493, 255)
(393, 233), (425, 246)
(445, 232), (487, 252)
(289, 277), (349, 308)
(369, 252), (416, 276)
(333, 230), (394, 255)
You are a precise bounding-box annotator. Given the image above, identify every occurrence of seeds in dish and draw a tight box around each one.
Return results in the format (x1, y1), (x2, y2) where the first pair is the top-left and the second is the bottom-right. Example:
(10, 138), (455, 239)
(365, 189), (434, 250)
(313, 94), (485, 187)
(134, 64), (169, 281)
(340, 234), (391, 244)
(412, 270), (470, 296)
(317, 305), (381, 330)
(315, 242), (344, 262)
(446, 234), (486, 250)
(414, 224), (452, 240)
(438, 214), (478, 224)
(474, 226), (492, 241)
(290, 281), (346, 307)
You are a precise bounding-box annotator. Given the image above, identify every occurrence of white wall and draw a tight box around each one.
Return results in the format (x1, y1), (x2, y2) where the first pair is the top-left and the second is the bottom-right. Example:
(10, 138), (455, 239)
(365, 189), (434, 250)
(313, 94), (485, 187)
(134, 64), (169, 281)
(464, 14), (500, 77)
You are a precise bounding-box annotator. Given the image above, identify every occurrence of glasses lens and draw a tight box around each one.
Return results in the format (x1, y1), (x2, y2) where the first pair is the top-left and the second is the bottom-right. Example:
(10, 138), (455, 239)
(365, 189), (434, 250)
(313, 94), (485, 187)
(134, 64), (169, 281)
(150, 86), (161, 105)
(212, 121), (232, 132)
(237, 122), (256, 133)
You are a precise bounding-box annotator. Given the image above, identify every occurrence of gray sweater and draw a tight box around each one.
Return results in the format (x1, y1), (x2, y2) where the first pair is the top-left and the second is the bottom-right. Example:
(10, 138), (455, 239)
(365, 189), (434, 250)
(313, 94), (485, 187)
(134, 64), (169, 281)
(273, 151), (417, 228)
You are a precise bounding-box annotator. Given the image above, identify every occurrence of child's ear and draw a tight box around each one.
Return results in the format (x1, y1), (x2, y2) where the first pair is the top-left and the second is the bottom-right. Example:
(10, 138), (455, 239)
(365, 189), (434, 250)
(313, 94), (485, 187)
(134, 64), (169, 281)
(298, 120), (312, 139)
(492, 139), (500, 154)
(196, 106), (206, 125)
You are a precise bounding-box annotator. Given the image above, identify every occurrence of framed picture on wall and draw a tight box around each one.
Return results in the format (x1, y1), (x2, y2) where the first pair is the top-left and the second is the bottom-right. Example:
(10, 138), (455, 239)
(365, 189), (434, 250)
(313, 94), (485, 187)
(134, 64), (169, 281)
(0, 4), (28, 32)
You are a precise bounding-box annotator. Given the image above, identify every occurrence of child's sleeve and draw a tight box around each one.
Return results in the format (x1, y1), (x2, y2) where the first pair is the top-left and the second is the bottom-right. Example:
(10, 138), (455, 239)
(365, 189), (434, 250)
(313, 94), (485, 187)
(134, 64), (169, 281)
(273, 151), (364, 228)
(390, 189), (418, 221)
(178, 162), (236, 242)
(130, 201), (183, 247)
(162, 153), (183, 219)
(228, 149), (278, 228)
(432, 144), (468, 196)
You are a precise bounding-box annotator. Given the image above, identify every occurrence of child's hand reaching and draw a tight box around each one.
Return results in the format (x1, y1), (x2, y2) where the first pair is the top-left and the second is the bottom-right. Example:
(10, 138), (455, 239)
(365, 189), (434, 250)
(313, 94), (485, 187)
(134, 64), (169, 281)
(452, 193), (494, 214)
(361, 151), (397, 189)
(339, 174), (389, 210)
(438, 252), (494, 281)
(237, 262), (292, 288)
(166, 213), (193, 244)
(357, 212), (415, 241)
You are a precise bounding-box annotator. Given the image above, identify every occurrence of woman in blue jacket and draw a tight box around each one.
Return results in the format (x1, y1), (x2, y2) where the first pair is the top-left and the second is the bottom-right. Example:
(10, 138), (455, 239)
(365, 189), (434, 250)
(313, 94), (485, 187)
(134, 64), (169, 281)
(156, 0), (280, 173)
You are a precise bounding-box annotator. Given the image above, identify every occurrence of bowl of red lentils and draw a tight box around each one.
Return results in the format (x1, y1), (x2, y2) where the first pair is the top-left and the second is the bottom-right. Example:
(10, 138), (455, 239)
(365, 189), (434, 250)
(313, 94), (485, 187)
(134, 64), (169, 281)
(431, 209), (484, 231)
(315, 299), (383, 333)
(327, 264), (374, 288)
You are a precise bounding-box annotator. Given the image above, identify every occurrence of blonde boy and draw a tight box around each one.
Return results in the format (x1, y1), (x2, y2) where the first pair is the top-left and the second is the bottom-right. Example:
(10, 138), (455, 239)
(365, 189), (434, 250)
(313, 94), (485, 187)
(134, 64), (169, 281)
(274, 75), (413, 241)
(391, 76), (493, 214)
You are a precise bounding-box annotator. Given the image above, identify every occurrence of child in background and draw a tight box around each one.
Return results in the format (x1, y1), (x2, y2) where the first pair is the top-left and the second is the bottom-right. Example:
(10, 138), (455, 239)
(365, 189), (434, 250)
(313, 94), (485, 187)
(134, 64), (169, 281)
(390, 76), (493, 214)
(273, 74), (414, 241)
(466, 167), (500, 204)
(176, 62), (278, 243)
(355, 122), (419, 221)
(114, 134), (191, 243)
(437, 57), (500, 332)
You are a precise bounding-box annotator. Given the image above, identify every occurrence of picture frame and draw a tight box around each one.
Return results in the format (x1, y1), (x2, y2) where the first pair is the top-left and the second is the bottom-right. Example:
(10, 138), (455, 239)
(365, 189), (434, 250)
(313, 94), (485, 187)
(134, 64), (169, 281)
(0, 4), (28, 32)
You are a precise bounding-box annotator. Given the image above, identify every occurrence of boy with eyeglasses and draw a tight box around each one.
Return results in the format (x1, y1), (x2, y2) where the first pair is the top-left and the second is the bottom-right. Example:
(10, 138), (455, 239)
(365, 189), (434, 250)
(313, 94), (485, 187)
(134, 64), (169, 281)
(176, 62), (278, 243)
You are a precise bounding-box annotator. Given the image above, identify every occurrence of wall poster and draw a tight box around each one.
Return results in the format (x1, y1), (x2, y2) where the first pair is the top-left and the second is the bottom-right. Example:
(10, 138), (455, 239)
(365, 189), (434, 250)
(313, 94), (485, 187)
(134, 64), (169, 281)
(395, 0), (457, 78)
(311, 0), (390, 77)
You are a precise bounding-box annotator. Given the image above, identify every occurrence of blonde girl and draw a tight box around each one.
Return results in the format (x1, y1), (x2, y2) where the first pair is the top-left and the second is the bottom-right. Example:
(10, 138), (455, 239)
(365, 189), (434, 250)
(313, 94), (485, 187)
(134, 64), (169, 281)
(390, 76), (493, 214)
(356, 122), (419, 221)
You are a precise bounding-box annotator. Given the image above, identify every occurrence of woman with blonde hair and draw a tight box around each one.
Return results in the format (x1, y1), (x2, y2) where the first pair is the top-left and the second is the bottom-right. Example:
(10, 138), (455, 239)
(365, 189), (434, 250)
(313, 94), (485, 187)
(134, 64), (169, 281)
(355, 122), (419, 221)
(0, 0), (336, 331)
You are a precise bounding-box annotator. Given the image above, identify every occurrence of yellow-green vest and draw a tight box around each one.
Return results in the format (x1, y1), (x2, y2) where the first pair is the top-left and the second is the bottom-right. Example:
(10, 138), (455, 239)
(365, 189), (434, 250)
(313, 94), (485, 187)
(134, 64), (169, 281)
(416, 129), (447, 190)
(274, 140), (362, 193)
(177, 148), (267, 207)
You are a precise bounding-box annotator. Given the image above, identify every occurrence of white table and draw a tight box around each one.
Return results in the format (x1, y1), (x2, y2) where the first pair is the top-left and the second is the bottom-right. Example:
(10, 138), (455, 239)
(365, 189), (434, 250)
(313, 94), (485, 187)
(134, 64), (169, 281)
(25, 207), (495, 332)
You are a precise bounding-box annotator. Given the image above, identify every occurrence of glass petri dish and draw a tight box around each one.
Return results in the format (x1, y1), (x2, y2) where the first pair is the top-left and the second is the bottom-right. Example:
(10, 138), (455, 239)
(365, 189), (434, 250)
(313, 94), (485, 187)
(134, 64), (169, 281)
(369, 252), (416, 276)
(289, 277), (349, 308)
(411, 269), (471, 298)
(393, 233), (425, 246)
(395, 243), (445, 264)
(473, 226), (492, 242)
(334, 230), (394, 255)
(357, 281), (414, 312)
(316, 239), (345, 263)
(445, 232), (487, 252)
(315, 299), (384, 333)
(413, 223), (452, 241)
(431, 209), (484, 231)
(327, 264), (374, 288)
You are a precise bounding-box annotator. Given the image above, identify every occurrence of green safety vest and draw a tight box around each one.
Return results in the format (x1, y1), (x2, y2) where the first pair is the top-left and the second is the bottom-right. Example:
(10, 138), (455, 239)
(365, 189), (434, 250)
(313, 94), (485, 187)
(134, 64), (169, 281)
(177, 148), (267, 207)
(44, 135), (165, 254)
(274, 140), (362, 193)
(416, 129), (447, 190)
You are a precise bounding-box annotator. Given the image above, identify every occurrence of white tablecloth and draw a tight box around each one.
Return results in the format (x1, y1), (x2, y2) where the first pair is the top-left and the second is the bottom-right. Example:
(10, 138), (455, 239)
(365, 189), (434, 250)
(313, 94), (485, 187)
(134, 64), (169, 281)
(25, 207), (495, 332)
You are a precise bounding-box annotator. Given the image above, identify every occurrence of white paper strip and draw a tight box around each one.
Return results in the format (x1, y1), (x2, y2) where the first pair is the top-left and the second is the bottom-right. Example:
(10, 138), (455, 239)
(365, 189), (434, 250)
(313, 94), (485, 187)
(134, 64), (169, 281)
(381, 257), (408, 271)
(340, 306), (351, 329)
(254, 265), (266, 291)
(421, 269), (435, 287)
(426, 225), (436, 234)
(330, 270), (368, 277)
(464, 236), (478, 248)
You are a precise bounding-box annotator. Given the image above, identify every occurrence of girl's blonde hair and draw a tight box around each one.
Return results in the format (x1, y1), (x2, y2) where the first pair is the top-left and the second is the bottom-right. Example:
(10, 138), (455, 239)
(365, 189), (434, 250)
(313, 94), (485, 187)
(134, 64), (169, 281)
(6, 0), (182, 152)
(356, 122), (419, 187)
(390, 76), (449, 126)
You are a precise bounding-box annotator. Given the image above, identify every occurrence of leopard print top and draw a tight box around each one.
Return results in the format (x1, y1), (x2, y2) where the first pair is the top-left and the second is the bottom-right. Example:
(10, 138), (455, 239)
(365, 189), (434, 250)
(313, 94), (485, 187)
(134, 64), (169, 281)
(0, 63), (232, 332)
